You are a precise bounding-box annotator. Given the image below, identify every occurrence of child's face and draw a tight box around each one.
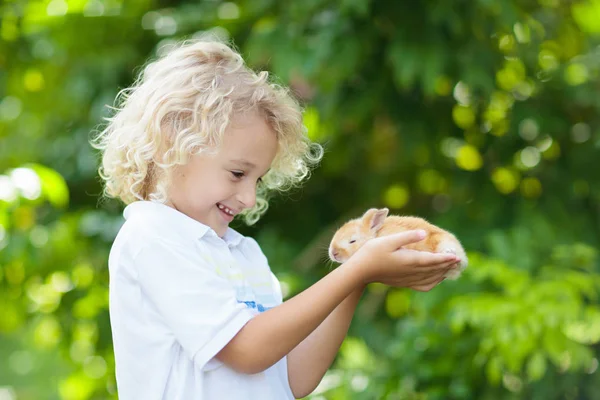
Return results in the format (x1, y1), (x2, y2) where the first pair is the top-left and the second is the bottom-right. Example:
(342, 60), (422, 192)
(166, 112), (278, 237)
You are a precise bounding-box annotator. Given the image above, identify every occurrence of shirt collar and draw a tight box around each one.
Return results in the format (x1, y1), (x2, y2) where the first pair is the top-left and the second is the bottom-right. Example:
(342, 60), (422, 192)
(123, 201), (246, 248)
(221, 227), (245, 248)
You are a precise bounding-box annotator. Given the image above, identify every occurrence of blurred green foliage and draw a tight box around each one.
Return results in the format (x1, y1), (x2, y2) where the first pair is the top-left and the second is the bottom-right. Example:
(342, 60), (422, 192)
(1, 0), (600, 399)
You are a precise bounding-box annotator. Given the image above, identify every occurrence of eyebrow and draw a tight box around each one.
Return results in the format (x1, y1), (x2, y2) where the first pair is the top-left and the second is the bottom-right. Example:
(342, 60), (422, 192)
(231, 159), (257, 169)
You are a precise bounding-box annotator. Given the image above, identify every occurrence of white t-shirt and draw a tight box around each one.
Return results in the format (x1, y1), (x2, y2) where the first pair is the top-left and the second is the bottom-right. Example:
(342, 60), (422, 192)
(108, 201), (294, 400)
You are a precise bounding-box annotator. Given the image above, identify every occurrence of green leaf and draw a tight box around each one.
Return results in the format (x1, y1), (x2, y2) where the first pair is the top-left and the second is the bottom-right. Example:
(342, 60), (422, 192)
(28, 164), (69, 209)
(388, 39), (420, 90)
(526, 352), (547, 381)
(385, 289), (410, 318)
(486, 356), (502, 385)
(338, 337), (376, 371)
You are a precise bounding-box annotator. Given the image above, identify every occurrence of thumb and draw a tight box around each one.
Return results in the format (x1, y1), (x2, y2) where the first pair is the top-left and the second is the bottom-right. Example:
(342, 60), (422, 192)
(378, 230), (427, 251)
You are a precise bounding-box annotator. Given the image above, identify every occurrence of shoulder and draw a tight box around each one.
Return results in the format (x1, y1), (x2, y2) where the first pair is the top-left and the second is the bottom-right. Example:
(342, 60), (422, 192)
(241, 235), (262, 253)
(110, 221), (211, 276)
(114, 201), (211, 252)
(115, 217), (187, 251)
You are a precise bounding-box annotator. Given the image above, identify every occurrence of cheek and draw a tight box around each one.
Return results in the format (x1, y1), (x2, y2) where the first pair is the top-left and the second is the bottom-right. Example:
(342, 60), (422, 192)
(200, 175), (232, 198)
(347, 243), (361, 256)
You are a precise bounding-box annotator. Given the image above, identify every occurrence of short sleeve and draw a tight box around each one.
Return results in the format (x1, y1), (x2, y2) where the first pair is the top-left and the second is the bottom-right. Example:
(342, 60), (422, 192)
(134, 239), (254, 369)
(270, 273), (283, 304)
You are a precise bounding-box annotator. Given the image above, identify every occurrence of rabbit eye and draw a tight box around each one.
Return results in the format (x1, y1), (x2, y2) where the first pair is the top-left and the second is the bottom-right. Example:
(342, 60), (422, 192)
(349, 239), (356, 244)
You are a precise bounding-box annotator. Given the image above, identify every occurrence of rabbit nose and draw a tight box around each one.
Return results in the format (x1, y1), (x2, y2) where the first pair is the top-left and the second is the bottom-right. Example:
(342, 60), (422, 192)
(329, 248), (339, 260)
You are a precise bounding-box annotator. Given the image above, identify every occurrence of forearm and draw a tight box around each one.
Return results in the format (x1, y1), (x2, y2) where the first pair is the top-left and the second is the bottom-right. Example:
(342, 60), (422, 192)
(216, 230), (457, 376)
(287, 286), (365, 398)
(216, 260), (365, 374)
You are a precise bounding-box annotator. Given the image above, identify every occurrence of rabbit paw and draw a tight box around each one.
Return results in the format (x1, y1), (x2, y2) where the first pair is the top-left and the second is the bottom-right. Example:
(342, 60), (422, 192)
(438, 243), (468, 280)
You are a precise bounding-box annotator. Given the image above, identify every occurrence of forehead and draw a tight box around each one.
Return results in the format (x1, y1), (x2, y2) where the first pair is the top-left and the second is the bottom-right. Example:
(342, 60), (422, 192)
(219, 113), (278, 165)
(333, 221), (362, 241)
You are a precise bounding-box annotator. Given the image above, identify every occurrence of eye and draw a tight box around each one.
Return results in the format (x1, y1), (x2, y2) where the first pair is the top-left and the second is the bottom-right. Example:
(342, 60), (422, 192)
(349, 239), (356, 244)
(230, 171), (244, 179)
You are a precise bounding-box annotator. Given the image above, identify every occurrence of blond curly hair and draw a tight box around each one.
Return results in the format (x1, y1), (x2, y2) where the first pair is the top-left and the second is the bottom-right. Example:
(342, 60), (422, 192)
(92, 38), (322, 224)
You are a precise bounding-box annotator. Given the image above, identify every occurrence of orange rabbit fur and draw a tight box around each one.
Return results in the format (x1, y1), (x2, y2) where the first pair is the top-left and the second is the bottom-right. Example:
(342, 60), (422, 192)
(328, 208), (468, 280)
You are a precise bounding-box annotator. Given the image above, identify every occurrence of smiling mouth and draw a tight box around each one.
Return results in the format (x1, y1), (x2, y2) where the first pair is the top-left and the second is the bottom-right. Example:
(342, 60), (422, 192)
(217, 203), (236, 216)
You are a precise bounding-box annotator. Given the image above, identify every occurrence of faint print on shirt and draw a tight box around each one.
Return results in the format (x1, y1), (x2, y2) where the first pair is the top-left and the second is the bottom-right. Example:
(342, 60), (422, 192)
(239, 300), (272, 313)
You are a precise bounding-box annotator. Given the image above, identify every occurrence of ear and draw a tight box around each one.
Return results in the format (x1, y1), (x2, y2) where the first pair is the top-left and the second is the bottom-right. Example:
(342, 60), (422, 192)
(362, 208), (389, 232)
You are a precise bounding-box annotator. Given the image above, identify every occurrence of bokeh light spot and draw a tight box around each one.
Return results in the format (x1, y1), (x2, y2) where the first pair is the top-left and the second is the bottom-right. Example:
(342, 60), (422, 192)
(455, 145), (483, 171)
(492, 167), (520, 194)
(218, 2), (240, 19)
(564, 63), (589, 86)
(383, 184), (410, 209)
(452, 105), (476, 129)
(520, 177), (542, 198)
(0, 96), (22, 121)
(24, 69), (45, 92)
(519, 119), (539, 141)
(571, 122), (591, 143)
(33, 316), (62, 349)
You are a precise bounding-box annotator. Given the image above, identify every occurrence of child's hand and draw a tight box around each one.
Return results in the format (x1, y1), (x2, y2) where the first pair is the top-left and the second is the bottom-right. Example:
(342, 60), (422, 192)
(348, 230), (460, 292)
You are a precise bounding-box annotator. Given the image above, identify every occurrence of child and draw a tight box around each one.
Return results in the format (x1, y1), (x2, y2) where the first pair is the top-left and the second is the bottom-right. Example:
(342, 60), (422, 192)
(93, 39), (460, 400)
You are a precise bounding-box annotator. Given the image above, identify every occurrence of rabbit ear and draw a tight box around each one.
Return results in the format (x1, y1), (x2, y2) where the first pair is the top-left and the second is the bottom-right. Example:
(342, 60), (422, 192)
(362, 208), (389, 232)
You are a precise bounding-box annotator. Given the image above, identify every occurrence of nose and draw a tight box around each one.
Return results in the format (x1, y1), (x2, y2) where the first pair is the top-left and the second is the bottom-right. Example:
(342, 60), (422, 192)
(329, 248), (339, 261)
(237, 181), (257, 209)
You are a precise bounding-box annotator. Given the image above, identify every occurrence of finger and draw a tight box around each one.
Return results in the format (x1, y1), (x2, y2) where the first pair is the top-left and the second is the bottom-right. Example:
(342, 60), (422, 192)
(375, 230), (428, 251)
(383, 267), (448, 287)
(408, 263), (456, 283)
(396, 250), (459, 267)
(411, 270), (451, 291)
(380, 261), (457, 285)
(411, 282), (440, 292)
(404, 259), (459, 275)
(386, 259), (457, 277)
(404, 268), (449, 286)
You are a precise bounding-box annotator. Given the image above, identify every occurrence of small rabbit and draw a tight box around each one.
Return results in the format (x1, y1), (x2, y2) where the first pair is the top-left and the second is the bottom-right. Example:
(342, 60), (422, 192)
(328, 208), (468, 280)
